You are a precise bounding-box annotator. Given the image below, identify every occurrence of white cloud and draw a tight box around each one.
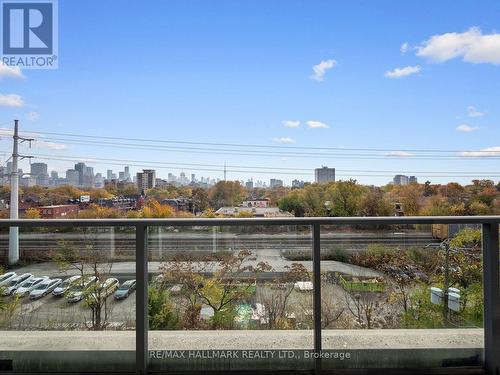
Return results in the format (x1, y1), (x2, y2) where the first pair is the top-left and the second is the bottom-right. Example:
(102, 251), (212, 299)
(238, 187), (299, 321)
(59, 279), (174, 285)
(282, 120), (300, 128)
(273, 137), (296, 144)
(310, 59), (337, 81)
(306, 120), (329, 129)
(416, 27), (500, 64)
(400, 42), (410, 54)
(26, 111), (40, 121)
(456, 123), (479, 132)
(0, 62), (24, 79)
(467, 106), (485, 118)
(33, 140), (69, 150)
(0, 93), (24, 107)
(385, 65), (421, 78)
(386, 150), (414, 157)
(460, 146), (500, 157)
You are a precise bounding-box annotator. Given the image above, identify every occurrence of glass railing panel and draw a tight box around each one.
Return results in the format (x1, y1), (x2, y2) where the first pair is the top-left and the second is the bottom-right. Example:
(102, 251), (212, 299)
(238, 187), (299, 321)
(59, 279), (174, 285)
(319, 222), (483, 369)
(0, 225), (136, 372)
(148, 224), (315, 372)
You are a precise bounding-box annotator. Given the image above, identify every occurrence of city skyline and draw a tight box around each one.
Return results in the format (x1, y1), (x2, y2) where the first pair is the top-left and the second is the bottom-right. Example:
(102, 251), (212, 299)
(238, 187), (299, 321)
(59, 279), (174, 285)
(0, 1), (499, 185)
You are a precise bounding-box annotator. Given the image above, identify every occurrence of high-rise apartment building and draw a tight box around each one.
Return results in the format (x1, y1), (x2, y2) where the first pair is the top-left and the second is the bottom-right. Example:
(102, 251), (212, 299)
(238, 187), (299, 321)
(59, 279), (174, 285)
(31, 163), (49, 186)
(315, 166), (335, 184)
(393, 174), (410, 185)
(74, 162), (86, 186)
(30, 163), (48, 177)
(270, 179), (283, 188)
(137, 169), (156, 193)
(66, 169), (79, 186)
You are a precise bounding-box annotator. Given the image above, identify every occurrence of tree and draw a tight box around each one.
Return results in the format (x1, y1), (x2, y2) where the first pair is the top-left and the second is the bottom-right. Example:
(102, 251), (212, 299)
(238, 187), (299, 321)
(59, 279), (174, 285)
(148, 286), (179, 330)
(160, 249), (259, 329)
(359, 187), (393, 217)
(56, 234), (115, 330)
(209, 181), (245, 209)
(46, 185), (85, 205)
(159, 259), (207, 329)
(142, 200), (175, 218)
(78, 204), (122, 218)
(24, 208), (41, 219)
(191, 187), (209, 213)
(325, 180), (366, 217)
(438, 183), (466, 205)
(278, 192), (306, 217)
(343, 291), (384, 329)
(196, 250), (257, 328)
(257, 262), (309, 329)
(421, 196), (452, 216)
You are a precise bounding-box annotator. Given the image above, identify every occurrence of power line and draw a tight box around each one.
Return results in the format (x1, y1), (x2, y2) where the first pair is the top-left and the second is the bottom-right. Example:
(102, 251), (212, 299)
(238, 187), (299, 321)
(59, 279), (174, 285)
(11, 150), (500, 175)
(28, 137), (500, 160)
(7, 151), (500, 178)
(24, 129), (500, 155)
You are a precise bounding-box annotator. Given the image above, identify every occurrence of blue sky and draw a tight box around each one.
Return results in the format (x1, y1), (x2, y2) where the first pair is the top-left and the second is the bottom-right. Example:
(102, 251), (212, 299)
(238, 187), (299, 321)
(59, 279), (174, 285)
(0, 0), (499, 185)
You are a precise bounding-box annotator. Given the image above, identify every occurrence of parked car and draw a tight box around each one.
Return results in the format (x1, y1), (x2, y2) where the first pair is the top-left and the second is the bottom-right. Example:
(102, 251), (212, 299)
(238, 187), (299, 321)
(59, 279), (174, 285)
(29, 278), (62, 300)
(0, 272), (17, 287)
(87, 278), (120, 303)
(14, 276), (49, 297)
(66, 276), (98, 303)
(114, 279), (136, 300)
(53, 275), (82, 296)
(1, 273), (33, 296)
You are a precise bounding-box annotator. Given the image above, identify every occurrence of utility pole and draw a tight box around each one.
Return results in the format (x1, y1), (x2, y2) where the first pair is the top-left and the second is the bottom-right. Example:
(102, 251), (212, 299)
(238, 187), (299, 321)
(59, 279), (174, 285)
(223, 161), (227, 181)
(442, 241), (450, 327)
(9, 120), (34, 265)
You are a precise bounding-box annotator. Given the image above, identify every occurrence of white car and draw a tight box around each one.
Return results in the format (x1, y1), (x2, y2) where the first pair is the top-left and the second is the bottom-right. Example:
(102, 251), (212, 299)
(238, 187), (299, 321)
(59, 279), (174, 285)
(52, 275), (82, 296)
(1, 273), (33, 296)
(14, 276), (49, 298)
(101, 278), (120, 296)
(66, 276), (98, 303)
(29, 278), (62, 300)
(0, 272), (17, 287)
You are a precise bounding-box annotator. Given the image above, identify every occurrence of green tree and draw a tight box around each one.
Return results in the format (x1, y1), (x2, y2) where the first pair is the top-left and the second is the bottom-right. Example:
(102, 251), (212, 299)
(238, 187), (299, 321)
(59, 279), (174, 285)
(278, 192), (306, 217)
(326, 179), (366, 217)
(148, 287), (179, 330)
(209, 181), (245, 209)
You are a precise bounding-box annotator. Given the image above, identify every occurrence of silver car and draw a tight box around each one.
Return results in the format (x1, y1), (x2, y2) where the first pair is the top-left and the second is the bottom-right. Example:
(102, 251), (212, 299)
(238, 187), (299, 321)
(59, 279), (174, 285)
(1, 273), (33, 296)
(0, 272), (17, 287)
(53, 275), (82, 296)
(29, 278), (62, 300)
(66, 276), (98, 303)
(14, 276), (49, 298)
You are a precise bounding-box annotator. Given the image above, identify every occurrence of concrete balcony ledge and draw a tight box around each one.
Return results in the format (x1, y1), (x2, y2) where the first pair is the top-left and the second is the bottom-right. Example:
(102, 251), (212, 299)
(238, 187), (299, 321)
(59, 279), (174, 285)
(0, 329), (483, 350)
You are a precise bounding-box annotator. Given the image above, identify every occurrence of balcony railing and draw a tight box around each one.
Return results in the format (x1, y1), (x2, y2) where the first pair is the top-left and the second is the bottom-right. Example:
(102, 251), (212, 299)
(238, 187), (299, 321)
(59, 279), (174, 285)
(0, 216), (498, 375)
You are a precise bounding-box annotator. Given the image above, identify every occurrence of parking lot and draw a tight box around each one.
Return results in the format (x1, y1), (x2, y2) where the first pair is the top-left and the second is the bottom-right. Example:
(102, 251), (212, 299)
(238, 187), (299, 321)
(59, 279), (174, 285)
(3, 276), (136, 330)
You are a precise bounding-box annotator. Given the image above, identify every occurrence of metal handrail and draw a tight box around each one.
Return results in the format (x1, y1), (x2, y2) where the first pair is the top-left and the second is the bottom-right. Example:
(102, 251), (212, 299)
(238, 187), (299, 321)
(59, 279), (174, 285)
(0, 215), (498, 227)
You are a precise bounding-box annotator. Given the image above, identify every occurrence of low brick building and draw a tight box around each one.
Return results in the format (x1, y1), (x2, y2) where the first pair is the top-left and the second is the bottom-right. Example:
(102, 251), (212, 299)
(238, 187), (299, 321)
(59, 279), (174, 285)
(38, 205), (79, 219)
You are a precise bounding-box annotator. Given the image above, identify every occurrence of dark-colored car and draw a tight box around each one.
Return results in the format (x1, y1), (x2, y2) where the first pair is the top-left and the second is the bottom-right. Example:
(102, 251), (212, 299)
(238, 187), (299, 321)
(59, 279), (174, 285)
(114, 279), (136, 300)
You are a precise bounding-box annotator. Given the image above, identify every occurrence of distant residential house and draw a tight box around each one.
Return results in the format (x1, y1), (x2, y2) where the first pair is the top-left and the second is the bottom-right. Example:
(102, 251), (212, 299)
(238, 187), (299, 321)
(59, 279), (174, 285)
(215, 206), (292, 218)
(241, 199), (269, 208)
(162, 198), (192, 212)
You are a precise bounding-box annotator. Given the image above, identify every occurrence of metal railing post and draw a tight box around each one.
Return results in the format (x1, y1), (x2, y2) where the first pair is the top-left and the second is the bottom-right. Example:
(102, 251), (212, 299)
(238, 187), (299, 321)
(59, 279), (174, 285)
(312, 223), (322, 372)
(136, 225), (148, 375)
(483, 222), (500, 375)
